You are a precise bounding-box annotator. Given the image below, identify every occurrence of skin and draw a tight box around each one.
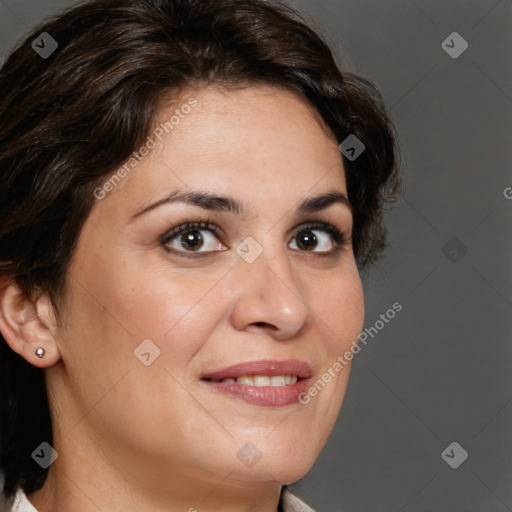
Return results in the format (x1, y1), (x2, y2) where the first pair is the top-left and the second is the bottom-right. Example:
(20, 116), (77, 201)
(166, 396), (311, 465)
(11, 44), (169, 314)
(0, 84), (364, 512)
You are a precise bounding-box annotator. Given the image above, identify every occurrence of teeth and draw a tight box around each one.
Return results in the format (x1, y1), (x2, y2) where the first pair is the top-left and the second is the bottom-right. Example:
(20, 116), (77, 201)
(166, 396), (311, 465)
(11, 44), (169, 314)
(219, 375), (298, 387)
(236, 376), (254, 385)
(270, 375), (285, 386)
(254, 376), (270, 386)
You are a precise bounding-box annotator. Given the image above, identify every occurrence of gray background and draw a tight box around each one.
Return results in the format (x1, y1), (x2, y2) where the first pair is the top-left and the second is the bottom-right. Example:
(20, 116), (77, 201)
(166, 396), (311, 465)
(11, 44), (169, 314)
(1, 1), (511, 511)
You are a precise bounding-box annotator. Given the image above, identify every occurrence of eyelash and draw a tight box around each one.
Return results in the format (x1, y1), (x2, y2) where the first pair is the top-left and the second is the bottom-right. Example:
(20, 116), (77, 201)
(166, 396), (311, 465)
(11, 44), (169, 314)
(160, 219), (350, 259)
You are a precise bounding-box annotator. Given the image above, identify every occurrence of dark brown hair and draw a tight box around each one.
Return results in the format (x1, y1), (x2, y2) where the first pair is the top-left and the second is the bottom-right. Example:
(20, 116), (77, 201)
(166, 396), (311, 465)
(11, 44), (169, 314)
(0, 0), (402, 499)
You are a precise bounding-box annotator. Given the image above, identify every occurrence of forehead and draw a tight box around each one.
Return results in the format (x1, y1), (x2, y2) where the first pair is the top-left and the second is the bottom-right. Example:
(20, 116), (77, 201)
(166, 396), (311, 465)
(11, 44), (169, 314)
(93, 84), (347, 221)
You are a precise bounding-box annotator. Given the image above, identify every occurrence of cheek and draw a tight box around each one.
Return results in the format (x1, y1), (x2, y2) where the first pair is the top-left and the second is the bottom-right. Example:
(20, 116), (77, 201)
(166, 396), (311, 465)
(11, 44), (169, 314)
(71, 240), (215, 333)
(57, 254), (228, 432)
(77, 256), (229, 372)
(314, 269), (365, 353)
(123, 266), (228, 339)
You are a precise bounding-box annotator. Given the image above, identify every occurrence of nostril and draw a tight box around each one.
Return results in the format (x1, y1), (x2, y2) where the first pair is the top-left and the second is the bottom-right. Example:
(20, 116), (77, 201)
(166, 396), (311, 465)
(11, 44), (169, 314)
(251, 322), (278, 330)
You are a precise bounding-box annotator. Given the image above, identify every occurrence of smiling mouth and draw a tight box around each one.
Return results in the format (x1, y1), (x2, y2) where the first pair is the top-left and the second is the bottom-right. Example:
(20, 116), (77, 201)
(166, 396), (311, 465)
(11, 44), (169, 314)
(200, 373), (310, 407)
(199, 359), (312, 406)
(202, 375), (299, 387)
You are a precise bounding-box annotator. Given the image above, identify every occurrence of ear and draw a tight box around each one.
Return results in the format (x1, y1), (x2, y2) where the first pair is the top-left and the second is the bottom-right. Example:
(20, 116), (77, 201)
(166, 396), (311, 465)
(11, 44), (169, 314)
(0, 275), (61, 368)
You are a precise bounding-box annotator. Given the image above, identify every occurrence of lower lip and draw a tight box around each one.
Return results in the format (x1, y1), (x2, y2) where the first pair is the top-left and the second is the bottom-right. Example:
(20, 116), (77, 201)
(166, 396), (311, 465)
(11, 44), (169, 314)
(201, 379), (311, 407)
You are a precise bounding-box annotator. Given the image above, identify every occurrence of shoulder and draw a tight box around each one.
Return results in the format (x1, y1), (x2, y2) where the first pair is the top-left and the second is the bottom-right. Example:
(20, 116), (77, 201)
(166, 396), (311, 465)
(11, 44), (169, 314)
(2, 487), (39, 512)
(281, 487), (317, 512)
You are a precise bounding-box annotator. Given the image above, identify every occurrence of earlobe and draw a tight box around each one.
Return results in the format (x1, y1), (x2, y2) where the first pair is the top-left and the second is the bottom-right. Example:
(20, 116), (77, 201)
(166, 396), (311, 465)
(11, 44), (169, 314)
(0, 276), (61, 368)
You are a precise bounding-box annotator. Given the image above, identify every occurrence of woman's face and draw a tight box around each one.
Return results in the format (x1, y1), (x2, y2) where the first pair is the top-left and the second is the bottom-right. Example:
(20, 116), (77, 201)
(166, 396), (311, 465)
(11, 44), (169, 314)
(50, 84), (364, 498)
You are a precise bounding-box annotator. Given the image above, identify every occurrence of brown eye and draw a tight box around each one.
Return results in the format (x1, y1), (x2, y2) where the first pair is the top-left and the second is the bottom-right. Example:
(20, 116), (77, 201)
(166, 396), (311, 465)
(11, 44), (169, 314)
(296, 230), (318, 251)
(180, 230), (204, 251)
(289, 222), (348, 254)
(161, 221), (227, 255)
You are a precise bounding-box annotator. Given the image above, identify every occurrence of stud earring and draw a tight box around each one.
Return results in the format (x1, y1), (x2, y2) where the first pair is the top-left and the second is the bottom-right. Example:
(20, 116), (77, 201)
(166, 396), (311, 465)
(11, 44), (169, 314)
(35, 347), (45, 358)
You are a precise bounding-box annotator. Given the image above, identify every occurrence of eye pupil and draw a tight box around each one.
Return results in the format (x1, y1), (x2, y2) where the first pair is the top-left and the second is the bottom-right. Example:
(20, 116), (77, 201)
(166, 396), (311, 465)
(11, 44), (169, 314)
(181, 231), (203, 251)
(297, 230), (317, 251)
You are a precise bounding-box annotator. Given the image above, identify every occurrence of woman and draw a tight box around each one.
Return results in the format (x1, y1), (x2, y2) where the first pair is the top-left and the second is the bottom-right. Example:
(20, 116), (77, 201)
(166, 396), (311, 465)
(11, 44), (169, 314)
(0, 0), (401, 510)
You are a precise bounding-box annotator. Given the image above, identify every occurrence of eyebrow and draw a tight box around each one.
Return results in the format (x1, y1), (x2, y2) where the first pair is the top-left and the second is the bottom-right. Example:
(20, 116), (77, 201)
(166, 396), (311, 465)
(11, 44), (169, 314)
(129, 188), (353, 223)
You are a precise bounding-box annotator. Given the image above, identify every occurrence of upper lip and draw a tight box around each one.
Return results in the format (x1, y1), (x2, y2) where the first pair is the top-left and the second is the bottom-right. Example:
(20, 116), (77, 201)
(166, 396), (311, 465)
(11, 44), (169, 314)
(201, 359), (312, 380)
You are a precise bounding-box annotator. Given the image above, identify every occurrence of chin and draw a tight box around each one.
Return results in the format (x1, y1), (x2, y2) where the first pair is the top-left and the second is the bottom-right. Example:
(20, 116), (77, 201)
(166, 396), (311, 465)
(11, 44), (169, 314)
(225, 436), (321, 486)
(239, 459), (315, 486)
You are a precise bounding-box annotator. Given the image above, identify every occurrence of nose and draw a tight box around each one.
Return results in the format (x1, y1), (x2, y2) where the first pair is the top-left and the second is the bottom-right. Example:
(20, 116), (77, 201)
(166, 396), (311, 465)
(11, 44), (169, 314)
(228, 239), (312, 340)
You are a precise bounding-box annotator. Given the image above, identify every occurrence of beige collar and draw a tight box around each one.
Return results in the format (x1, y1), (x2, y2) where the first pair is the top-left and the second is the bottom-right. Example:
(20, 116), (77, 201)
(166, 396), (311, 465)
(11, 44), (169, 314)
(9, 486), (317, 512)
